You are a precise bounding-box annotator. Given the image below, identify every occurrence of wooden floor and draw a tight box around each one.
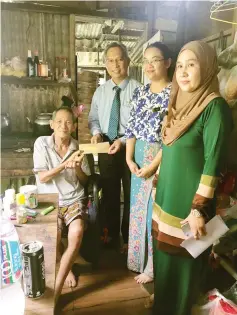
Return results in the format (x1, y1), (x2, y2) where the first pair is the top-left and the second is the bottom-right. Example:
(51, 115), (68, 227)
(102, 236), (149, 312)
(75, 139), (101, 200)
(57, 249), (151, 315)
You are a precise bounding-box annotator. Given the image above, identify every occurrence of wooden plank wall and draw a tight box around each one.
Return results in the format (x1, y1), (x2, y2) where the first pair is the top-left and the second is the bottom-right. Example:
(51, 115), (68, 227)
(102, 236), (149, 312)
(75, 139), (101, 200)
(1, 10), (72, 76)
(1, 9), (76, 132)
(1, 83), (72, 132)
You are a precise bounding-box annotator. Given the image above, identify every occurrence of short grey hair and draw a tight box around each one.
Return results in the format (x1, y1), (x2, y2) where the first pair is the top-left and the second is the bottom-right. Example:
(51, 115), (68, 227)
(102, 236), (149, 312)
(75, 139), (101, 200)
(103, 42), (130, 63)
(52, 106), (77, 123)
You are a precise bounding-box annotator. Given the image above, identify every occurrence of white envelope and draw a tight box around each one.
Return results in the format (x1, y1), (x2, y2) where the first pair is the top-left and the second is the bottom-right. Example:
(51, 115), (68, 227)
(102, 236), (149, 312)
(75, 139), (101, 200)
(79, 142), (110, 154)
(181, 215), (229, 258)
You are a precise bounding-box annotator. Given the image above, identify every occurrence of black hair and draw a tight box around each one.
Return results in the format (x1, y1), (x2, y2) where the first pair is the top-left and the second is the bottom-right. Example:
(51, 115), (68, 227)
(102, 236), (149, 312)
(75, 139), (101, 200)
(145, 41), (172, 60)
(52, 106), (76, 123)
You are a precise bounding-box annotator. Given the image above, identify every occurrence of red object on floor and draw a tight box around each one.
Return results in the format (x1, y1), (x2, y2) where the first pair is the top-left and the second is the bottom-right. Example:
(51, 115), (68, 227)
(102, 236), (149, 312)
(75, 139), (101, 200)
(101, 228), (109, 244)
(209, 295), (237, 314)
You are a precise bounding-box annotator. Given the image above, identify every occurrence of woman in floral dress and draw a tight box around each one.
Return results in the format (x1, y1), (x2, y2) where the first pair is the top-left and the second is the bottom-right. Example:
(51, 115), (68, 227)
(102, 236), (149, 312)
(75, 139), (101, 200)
(125, 42), (172, 284)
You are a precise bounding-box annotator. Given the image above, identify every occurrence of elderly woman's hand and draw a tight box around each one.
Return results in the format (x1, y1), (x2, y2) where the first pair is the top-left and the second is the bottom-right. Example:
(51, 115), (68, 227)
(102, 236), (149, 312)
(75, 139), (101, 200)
(180, 212), (206, 240)
(127, 160), (139, 175)
(137, 165), (156, 179)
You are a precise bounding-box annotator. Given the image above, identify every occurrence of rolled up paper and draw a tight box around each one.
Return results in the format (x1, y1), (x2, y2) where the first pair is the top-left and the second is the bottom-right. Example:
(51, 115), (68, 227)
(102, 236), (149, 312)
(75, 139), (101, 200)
(40, 206), (55, 216)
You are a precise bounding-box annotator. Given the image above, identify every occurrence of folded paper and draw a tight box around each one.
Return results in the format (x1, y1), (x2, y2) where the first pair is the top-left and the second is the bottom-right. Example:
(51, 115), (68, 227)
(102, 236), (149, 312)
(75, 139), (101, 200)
(181, 215), (229, 258)
(79, 142), (110, 154)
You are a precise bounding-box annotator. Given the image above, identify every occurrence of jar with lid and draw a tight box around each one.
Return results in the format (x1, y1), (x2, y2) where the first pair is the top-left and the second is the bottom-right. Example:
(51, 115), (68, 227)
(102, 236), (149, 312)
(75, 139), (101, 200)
(16, 193), (27, 224)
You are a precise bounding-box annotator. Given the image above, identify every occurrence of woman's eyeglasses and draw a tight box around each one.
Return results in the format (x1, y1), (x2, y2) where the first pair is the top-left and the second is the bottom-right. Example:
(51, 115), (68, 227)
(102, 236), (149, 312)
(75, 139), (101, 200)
(142, 58), (165, 66)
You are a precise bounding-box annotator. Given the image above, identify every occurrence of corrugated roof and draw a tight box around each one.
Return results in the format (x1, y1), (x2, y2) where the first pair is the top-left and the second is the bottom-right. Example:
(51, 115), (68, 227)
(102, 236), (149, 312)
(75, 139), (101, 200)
(75, 23), (103, 39)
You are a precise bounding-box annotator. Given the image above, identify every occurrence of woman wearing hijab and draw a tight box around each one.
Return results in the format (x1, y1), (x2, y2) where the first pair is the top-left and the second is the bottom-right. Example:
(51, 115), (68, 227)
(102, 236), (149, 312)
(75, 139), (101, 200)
(151, 41), (233, 315)
(125, 42), (172, 284)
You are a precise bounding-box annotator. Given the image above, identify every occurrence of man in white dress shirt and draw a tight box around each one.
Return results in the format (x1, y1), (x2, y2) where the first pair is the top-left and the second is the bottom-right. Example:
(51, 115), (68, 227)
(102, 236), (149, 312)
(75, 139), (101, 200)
(88, 42), (141, 251)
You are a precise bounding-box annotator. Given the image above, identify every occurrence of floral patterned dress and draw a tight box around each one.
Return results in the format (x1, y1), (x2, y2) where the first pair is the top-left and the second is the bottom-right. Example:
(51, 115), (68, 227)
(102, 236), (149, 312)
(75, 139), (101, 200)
(125, 83), (171, 278)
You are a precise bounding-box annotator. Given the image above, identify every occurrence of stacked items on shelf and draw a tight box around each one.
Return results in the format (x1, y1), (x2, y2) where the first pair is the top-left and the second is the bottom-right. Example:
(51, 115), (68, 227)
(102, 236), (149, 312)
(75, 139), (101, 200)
(77, 71), (98, 144)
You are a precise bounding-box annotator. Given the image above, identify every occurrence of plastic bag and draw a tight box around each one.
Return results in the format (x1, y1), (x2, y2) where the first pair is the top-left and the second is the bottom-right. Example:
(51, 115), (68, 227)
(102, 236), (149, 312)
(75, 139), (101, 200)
(192, 289), (237, 315)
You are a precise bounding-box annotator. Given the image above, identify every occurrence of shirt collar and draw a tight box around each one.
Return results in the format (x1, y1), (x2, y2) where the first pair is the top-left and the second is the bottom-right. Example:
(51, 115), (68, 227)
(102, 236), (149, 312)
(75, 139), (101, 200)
(110, 77), (130, 91)
(45, 134), (78, 151)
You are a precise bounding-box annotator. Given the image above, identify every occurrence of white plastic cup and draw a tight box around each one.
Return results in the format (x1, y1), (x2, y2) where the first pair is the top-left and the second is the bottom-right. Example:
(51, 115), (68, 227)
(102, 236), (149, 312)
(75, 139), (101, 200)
(19, 185), (38, 209)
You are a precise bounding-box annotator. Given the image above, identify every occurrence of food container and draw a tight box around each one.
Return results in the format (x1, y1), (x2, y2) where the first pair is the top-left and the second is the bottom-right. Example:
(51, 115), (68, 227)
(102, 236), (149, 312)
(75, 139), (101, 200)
(19, 185), (38, 209)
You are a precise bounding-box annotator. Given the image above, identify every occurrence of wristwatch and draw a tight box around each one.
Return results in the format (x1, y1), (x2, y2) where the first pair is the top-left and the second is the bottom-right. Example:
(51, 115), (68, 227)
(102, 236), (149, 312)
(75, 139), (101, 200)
(191, 209), (203, 218)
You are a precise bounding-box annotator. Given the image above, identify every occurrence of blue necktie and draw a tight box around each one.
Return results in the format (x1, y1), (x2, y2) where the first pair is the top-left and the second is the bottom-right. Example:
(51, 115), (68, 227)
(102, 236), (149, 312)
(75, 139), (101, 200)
(107, 86), (121, 141)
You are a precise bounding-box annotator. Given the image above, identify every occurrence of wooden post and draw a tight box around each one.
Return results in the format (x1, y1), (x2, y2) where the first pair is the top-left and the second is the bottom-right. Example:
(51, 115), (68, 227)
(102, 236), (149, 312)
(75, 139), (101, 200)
(175, 1), (187, 53)
(146, 2), (156, 40)
(232, 7), (237, 41)
(69, 14), (75, 83)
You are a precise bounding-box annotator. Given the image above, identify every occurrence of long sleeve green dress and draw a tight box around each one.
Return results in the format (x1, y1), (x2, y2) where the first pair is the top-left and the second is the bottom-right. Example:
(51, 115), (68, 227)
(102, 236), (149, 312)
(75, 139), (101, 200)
(152, 98), (233, 315)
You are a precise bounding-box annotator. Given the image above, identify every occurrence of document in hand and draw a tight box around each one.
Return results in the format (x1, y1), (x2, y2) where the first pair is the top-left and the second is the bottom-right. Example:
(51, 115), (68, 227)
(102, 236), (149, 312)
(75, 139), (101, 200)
(180, 215), (229, 258)
(79, 142), (110, 154)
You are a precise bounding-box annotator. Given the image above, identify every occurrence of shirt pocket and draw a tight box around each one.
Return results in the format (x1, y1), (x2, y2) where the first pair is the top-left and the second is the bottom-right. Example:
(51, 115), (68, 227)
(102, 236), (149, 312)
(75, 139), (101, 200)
(123, 100), (132, 108)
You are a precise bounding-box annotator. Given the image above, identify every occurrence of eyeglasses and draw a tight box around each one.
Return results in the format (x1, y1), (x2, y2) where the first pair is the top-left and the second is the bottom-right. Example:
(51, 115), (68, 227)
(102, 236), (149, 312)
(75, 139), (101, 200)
(142, 58), (164, 66)
(105, 58), (125, 65)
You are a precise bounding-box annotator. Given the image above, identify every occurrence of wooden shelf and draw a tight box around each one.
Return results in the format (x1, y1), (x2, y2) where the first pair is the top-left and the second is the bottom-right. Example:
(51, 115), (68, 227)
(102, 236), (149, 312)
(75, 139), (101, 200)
(0, 76), (71, 87)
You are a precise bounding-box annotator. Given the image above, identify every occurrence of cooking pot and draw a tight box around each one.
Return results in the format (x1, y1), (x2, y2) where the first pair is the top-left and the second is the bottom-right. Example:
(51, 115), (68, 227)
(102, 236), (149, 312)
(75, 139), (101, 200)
(26, 113), (53, 136)
(1, 113), (11, 135)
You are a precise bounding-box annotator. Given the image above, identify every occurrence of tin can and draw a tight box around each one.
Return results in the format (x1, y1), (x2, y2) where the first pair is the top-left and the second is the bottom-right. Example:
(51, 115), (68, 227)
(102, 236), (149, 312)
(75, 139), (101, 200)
(21, 241), (45, 298)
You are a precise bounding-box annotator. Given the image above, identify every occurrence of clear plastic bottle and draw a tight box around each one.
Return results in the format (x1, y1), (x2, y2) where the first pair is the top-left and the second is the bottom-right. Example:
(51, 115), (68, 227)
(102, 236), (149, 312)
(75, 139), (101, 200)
(3, 188), (17, 218)
(0, 207), (25, 314)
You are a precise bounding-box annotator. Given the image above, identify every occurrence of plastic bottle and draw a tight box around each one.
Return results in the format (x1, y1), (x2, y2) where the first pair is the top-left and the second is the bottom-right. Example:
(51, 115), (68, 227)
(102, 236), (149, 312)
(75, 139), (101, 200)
(0, 205), (25, 314)
(16, 193), (27, 224)
(34, 50), (40, 77)
(38, 60), (43, 77)
(26, 50), (34, 77)
(62, 57), (68, 78)
(3, 188), (17, 218)
(55, 56), (59, 80)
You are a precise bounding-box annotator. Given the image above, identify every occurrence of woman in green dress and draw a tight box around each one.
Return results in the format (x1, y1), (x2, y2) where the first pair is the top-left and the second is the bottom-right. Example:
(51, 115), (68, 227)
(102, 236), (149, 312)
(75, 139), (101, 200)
(151, 41), (233, 315)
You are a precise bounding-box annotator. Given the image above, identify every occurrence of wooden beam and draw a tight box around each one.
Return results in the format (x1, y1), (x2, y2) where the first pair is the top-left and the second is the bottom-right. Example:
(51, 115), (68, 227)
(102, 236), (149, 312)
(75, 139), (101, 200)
(201, 29), (233, 43)
(1, 2), (147, 23)
(98, 1), (146, 10)
(75, 16), (146, 31)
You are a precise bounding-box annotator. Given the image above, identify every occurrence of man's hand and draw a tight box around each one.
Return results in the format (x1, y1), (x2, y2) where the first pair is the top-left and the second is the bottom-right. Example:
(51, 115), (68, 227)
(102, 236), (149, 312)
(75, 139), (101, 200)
(64, 152), (84, 169)
(127, 160), (139, 175)
(91, 134), (103, 144)
(137, 165), (156, 179)
(108, 139), (123, 155)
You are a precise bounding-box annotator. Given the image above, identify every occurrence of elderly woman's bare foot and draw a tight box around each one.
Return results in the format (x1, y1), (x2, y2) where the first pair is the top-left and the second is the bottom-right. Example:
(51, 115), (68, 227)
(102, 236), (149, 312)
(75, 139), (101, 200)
(134, 273), (153, 284)
(145, 294), (154, 309)
(65, 270), (77, 288)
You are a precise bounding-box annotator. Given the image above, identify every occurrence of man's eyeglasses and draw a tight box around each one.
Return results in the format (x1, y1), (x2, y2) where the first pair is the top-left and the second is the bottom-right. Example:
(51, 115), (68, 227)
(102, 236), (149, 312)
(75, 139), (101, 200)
(106, 58), (125, 65)
(142, 58), (165, 66)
